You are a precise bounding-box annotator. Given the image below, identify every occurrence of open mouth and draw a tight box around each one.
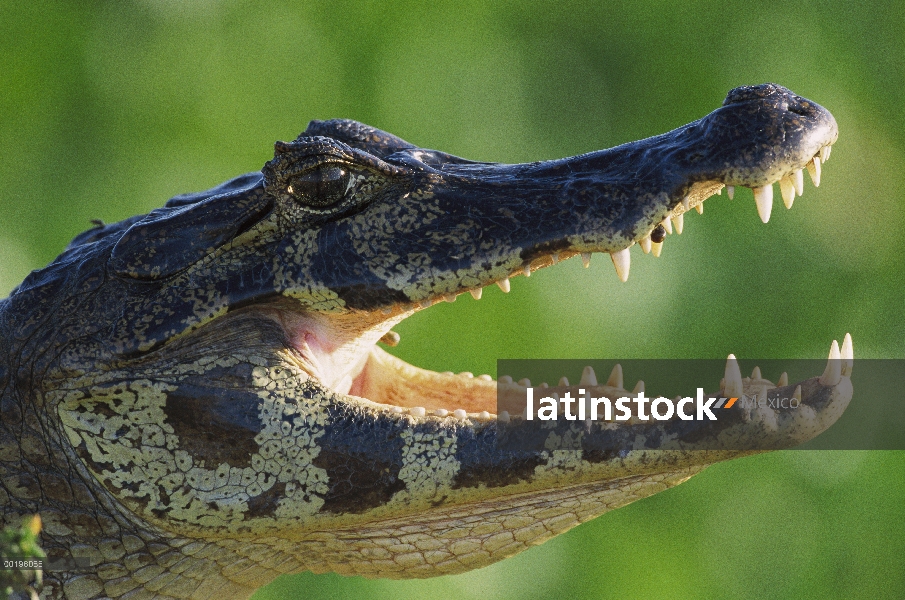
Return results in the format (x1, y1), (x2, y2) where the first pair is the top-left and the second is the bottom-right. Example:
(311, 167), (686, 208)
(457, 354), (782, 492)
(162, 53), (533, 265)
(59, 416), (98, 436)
(282, 141), (852, 444)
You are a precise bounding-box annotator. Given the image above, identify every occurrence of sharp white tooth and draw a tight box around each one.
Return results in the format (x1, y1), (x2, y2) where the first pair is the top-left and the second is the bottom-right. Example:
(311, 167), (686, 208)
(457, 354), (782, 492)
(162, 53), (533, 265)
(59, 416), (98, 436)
(392, 406), (404, 414)
(453, 409), (467, 420)
(499, 375), (513, 384)
(841, 332), (854, 376)
(435, 408), (449, 417)
(751, 366), (762, 380)
(632, 380), (645, 394)
(497, 278), (511, 293)
(610, 247), (631, 282)
(820, 146), (830, 162)
(825, 145), (831, 161)
(672, 212), (684, 234)
(726, 185), (735, 200)
(819, 339), (842, 386)
(410, 407), (426, 417)
(753, 184), (773, 223)
(807, 157), (821, 187)
(523, 265), (531, 277)
(470, 288), (483, 300)
(518, 378), (531, 387)
(478, 411), (491, 420)
(460, 372), (474, 378)
(445, 294), (457, 303)
(552, 253), (560, 264)
(724, 354), (744, 397)
(793, 385), (802, 402)
(580, 366), (598, 386)
(477, 374), (493, 381)
(779, 175), (795, 209)
(662, 218), (673, 234)
(695, 203), (704, 214)
(651, 240), (663, 257)
(606, 364), (623, 388)
(792, 169), (804, 196)
(499, 411), (510, 422)
(582, 252), (592, 268)
(559, 376), (570, 387)
(640, 235), (652, 254)
(778, 372), (788, 386)
(717, 186), (723, 195)
(682, 196), (691, 211)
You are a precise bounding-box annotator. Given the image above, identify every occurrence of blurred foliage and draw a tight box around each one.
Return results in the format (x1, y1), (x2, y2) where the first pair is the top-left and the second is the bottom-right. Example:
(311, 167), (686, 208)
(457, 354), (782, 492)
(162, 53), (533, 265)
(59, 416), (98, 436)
(1, 1), (903, 598)
(0, 516), (44, 600)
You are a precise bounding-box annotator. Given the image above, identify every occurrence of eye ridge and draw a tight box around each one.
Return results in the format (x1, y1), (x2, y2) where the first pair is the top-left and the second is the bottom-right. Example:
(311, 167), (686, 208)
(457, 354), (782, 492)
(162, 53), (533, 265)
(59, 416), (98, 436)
(287, 163), (351, 208)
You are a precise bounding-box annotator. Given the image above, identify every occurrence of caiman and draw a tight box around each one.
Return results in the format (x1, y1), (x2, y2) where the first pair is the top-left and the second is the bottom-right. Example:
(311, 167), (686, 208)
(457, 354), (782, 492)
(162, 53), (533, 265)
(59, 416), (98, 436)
(0, 83), (852, 599)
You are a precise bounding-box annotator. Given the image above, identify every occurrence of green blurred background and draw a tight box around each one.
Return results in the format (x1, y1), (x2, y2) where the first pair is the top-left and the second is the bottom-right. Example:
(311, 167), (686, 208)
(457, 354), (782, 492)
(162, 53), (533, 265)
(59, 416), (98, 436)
(2, 1), (903, 598)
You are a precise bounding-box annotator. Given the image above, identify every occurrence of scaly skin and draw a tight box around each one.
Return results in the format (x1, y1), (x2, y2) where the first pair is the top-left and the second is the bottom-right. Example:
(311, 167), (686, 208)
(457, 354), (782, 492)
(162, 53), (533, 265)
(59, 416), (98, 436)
(0, 84), (850, 599)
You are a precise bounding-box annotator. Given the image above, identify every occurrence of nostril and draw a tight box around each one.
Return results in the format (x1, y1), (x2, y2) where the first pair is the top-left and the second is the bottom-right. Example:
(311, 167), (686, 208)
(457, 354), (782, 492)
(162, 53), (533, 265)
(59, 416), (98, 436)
(787, 105), (809, 116)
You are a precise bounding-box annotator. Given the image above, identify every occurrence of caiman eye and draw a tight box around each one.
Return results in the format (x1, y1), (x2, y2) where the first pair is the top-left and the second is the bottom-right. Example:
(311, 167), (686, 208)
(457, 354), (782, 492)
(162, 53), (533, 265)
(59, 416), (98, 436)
(287, 165), (350, 207)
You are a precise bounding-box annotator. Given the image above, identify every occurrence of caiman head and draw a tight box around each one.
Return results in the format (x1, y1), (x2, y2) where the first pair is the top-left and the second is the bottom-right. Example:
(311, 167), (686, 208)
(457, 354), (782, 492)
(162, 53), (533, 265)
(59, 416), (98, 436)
(0, 83), (850, 597)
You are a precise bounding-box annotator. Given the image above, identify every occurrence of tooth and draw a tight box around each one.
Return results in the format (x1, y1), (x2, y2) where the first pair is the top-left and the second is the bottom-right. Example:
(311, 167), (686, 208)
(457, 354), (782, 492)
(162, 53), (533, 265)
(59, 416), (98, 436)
(841, 332), (854, 376)
(640, 235), (652, 254)
(793, 385), (802, 403)
(819, 339), (842, 386)
(477, 374), (493, 381)
(820, 146), (830, 162)
(651, 240), (663, 257)
(552, 253), (560, 264)
(582, 252), (592, 268)
(391, 406), (404, 414)
(724, 354), (743, 397)
(752, 184), (773, 223)
(662, 218), (673, 234)
(559, 377), (570, 387)
(498, 411), (510, 422)
(717, 186), (723, 195)
(751, 366), (762, 380)
(792, 169), (804, 196)
(470, 288), (483, 300)
(807, 157), (821, 187)
(696, 203), (704, 214)
(445, 294), (457, 303)
(435, 409), (449, 417)
(610, 248), (631, 282)
(672, 212), (684, 234)
(779, 175), (795, 209)
(606, 364), (623, 388)
(825, 145), (831, 161)
(682, 196), (691, 211)
(580, 366), (598, 386)
(410, 407), (426, 417)
(460, 372), (474, 378)
(523, 265), (531, 277)
(632, 380), (645, 393)
(778, 372), (788, 386)
(727, 185), (735, 200)
(539, 382), (549, 389)
(442, 371), (454, 376)
(379, 331), (401, 347)
(499, 375), (513, 384)
(518, 378), (531, 387)
(497, 278), (511, 293)
(478, 411), (491, 420)
(453, 409), (467, 419)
